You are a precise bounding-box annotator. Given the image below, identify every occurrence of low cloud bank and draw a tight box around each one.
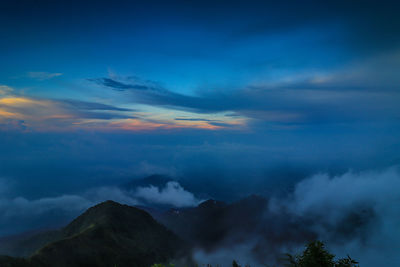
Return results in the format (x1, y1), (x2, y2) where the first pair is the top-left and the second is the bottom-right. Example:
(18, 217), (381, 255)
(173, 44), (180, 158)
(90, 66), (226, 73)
(194, 167), (400, 267)
(134, 181), (203, 208)
(0, 195), (91, 218)
(0, 181), (198, 237)
(0, 186), (132, 236)
(278, 166), (400, 267)
(1, 167), (399, 266)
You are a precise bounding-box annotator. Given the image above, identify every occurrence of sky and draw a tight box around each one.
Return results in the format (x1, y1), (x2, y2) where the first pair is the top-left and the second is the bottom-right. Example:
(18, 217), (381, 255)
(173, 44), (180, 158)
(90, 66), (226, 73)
(0, 0), (400, 241)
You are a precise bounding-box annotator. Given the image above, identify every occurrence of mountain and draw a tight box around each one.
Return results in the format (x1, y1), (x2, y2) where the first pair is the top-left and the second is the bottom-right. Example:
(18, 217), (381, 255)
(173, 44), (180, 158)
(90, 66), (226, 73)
(152, 199), (228, 249)
(151, 196), (270, 250)
(0, 229), (62, 258)
(150, 195), (316, 263)
(0, 201), (186, 267)
(0, 195), (367, 266)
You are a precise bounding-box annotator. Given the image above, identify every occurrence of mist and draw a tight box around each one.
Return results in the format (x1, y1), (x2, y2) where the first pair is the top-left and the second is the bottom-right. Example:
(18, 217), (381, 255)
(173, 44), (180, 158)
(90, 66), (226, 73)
(194, 166), (400, 267)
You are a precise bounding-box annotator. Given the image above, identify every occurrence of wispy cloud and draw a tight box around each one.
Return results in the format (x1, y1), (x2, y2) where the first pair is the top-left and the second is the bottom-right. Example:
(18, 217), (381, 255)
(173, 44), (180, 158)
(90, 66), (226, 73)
(0, 85), (239, 132)
(92, 67), (400, 126)
(57, 99), (133, 112)
(26, 71), (63, 80)
(89, 77), (157, 91)
(175, 117), (239, 128)
(0, 85), (13, 95)
(175, 118), (217, 122)
(0, 85), (137, 131)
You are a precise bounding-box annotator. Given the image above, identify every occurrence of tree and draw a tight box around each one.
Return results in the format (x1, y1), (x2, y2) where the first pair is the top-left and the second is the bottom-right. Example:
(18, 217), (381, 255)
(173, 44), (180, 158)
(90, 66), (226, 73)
(335, 256), (359, 267)
(285, 241), (359, 267)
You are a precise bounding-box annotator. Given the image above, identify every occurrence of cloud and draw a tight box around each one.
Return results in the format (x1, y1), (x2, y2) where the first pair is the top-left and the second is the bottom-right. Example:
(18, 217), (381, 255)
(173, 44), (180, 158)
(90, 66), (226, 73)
(26, 72), (63, 80)
(270, 166), (400, 267)
(0, 193), (93, 236)
(174, 117), (239, 128)
(180, 167), (400, 267)
(0, 195), (91, 218)
(0, 186), (137, 236)
(134, 181), (202, 207)
(0, 96), (134, 130)
(134, 161), (179, 177)
(85, 186), (139, 206)
(280, 167), (400, 226)
(0, 85), (13, 95)
(58, 99), (133, 112)
(0, 178), (201, 236)
(175, 118), (216, 122)
(90, 77), (224, 113)
(0, 119), (27, 131)
(0, 84), (240, 132)
(89, 78), (157, 91)
(91, 70), (400, 126)
(0, 86), (140, 131)
(0, 186), (143, 221)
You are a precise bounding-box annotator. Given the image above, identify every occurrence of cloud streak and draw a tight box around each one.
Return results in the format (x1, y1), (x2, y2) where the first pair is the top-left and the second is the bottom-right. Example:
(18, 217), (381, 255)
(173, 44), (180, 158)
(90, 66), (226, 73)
(0, 95), (135, 131)
(26, 72), (63, 81)
(0, 85), (241, 132)
(92, 57), (400, 126)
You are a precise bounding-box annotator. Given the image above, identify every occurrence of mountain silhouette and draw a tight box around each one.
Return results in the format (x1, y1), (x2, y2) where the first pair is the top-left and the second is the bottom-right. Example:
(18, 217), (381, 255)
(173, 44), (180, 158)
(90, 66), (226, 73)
(151, 194), (317, 263)
(0, 201), (185, 267)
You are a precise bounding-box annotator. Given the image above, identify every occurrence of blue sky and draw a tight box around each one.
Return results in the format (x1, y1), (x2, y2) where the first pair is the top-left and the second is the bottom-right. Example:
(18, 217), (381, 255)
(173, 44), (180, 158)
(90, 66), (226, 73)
(0, 0), (400, 237)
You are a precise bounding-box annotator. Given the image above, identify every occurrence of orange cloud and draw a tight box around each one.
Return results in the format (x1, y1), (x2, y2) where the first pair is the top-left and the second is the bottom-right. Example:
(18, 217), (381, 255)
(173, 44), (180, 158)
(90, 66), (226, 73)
(0, 110), (17, 118)
(0, 97), (39, 106)
(0, 86), (246, 132)
(106, 118), (241, 131)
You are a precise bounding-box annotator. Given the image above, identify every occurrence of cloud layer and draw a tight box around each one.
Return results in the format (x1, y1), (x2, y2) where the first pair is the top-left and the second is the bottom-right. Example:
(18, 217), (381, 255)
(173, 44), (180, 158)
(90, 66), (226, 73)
(0, 85), (240, 131)
(189, 167), (400, 267)
(92, 58), (400, 126)
(0, 180), (199, 236)
(277, 167), (400, 267)
(134, 181), (203, 207)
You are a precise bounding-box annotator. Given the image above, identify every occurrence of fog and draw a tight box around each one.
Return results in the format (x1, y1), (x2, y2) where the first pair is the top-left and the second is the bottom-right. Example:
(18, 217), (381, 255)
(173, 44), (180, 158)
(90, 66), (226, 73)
(195, 167), (400, 267)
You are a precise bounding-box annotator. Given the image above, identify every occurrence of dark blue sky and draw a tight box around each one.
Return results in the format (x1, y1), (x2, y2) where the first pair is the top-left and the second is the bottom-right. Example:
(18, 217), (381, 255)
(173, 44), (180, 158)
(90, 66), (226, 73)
(0, 0), (399, 236)
(1, 0), (400, 130)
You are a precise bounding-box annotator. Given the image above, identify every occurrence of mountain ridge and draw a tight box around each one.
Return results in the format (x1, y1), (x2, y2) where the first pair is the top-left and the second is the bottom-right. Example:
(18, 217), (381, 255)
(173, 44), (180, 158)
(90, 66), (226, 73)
(0, 200), (187, 267)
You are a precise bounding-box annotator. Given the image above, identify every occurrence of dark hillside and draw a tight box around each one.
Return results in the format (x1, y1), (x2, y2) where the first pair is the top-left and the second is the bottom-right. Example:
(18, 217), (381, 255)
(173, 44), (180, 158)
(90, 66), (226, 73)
(0, 201), (186, 267)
